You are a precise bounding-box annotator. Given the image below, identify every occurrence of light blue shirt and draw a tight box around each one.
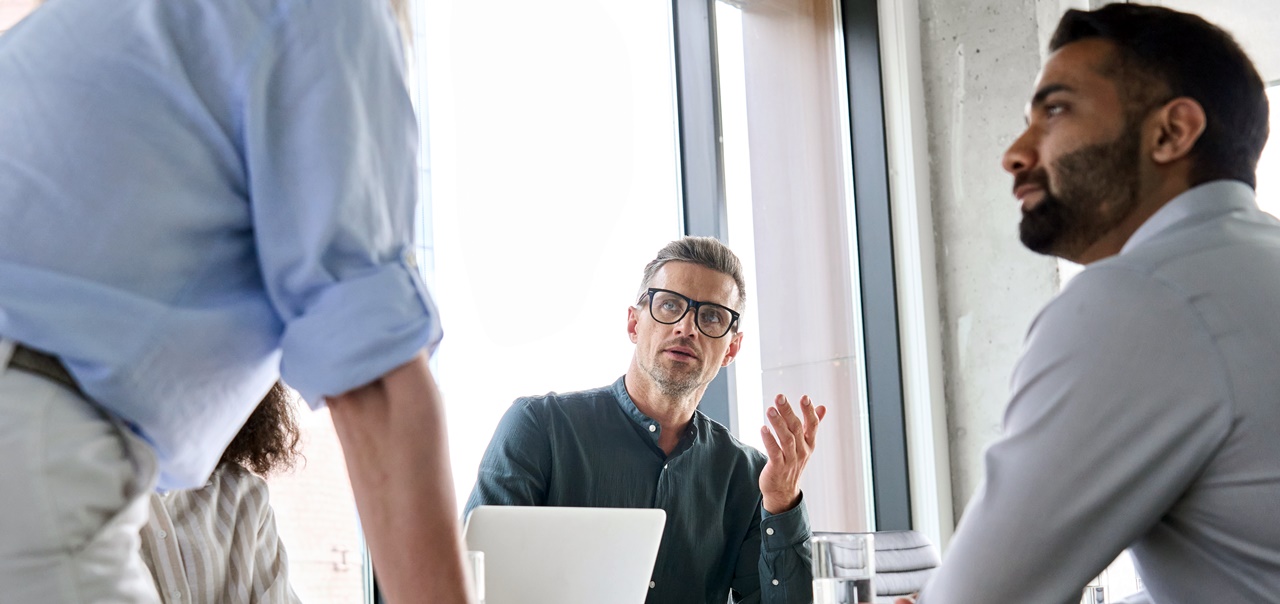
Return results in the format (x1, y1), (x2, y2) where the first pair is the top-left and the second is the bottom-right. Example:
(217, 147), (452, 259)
(922, 181), (1280, 603)
(0, 0), (440, 489)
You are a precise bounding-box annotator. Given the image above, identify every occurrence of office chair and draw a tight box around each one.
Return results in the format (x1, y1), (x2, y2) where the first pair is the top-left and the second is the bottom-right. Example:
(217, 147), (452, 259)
(812, 530), (940, 603)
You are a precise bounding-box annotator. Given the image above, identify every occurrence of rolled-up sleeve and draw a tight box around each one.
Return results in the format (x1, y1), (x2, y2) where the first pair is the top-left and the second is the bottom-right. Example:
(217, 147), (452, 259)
(239, 0), (440, 406)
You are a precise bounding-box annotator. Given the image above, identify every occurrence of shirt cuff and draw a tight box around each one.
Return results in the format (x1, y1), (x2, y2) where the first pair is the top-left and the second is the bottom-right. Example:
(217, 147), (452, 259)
(279, 250), (442, 407)
(760, 492), (812, 551)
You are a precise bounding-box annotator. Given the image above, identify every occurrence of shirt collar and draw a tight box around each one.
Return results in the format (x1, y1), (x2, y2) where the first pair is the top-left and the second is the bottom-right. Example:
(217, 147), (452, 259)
(612, 376), (702, 450)
(1121, 180), (1258, 255)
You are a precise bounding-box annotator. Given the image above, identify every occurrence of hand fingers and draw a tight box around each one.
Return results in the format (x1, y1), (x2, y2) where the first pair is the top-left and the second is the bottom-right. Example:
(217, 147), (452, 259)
(774, 396), (803, 435)
(799, 396), (820, 446)
(800, 395), (820, 426)
(759, 424), (783, 460)
(766, 406), (797, 458)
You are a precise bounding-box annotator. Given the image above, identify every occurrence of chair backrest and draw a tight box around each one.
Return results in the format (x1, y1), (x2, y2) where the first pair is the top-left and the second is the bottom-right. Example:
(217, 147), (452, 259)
(813, 530), (940, 603)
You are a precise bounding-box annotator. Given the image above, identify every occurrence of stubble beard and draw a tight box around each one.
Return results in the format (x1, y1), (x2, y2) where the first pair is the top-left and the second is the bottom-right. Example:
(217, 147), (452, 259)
(1018, 121), (1143, 259)
(640, 346), (706, 398)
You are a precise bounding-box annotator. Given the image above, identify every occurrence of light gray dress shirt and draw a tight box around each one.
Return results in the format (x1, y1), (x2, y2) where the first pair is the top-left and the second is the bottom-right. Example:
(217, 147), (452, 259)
(921, 180), (1280, 603)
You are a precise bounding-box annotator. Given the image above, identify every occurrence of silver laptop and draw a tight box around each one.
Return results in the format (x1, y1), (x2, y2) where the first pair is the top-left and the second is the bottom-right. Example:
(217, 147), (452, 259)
(463, 506), (666, 604)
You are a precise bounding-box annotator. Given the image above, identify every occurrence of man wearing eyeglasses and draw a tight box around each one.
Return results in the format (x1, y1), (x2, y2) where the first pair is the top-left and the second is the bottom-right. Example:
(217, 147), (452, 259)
(464, 236), (826, 604)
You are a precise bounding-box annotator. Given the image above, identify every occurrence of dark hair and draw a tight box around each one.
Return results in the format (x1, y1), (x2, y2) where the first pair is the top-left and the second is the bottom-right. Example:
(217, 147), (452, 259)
(1050, 4), (1269, 188)
(219, 381), (303, 477)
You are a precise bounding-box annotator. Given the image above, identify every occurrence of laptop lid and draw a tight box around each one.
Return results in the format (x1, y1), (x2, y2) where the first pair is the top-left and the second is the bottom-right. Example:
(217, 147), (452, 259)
(463, 505), (666, 604)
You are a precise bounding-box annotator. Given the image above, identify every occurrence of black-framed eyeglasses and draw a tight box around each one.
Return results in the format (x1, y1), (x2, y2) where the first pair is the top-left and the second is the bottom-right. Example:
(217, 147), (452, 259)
(638, 288), (740, 338)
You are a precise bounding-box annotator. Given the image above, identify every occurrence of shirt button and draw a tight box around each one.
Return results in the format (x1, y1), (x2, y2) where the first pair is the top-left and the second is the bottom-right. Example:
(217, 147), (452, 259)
(171, 590), (182, 599)
(649, 581), (656, 589)
(765, 528), (775, 536)
(663, 464), (669, 469)
(772, 579), (780, 586)
(157, 530), (167, 539)
(648, 425), (657, 433)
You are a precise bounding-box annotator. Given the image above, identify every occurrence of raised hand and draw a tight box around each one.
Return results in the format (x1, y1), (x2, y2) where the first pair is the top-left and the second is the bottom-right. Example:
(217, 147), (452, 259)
(758, 394), (826, 514)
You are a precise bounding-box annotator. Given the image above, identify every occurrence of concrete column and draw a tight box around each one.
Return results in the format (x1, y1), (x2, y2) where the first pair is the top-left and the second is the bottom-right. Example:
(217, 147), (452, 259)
(913, 0), (1073, 518)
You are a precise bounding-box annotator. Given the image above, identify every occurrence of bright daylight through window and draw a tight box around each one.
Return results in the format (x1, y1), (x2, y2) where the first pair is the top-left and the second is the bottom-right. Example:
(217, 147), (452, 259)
(415, 0), (683, 511)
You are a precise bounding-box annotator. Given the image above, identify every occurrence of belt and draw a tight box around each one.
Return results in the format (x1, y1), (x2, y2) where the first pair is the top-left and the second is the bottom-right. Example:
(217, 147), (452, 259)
(6, 344), (83, 396)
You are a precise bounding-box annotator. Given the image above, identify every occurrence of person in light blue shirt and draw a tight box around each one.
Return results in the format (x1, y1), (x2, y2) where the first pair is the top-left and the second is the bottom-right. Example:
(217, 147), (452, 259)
(465, 237), (827, 604)
(0, 1), (471, 602)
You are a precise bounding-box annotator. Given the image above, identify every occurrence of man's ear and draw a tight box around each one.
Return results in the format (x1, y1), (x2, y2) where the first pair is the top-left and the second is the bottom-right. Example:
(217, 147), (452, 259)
(721, 332), (743, 367)
(1149, 97), (1207, 165)
(627, 306), (640, 344)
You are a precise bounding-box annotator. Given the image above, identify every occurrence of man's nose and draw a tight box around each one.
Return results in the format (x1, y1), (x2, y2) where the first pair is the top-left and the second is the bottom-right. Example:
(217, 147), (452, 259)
(1002, 128), (1039, 175)
(674, 309), (699, 335)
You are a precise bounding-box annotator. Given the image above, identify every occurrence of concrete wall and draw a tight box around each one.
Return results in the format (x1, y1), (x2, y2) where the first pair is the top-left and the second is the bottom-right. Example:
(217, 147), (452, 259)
(912, 0), (1075, 518)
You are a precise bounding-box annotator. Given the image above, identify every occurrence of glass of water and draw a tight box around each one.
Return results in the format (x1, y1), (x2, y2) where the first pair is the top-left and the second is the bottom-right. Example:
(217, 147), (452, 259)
(811, 533), (875, 604)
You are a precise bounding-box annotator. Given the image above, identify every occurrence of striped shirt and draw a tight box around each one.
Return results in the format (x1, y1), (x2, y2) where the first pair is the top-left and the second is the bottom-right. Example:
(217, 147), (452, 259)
(140, 464), (302, 604)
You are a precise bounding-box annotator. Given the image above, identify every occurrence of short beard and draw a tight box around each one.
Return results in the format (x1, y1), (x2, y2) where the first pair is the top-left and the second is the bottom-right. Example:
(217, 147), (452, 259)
(650, 371), (700, 398)
(640, 342), (705, 397)
(1019, 121), (1142, 259)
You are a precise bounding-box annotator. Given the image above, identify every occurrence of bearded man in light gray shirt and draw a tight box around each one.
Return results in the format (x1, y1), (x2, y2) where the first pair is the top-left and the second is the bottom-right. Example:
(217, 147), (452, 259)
(903, 4), (1276, 603)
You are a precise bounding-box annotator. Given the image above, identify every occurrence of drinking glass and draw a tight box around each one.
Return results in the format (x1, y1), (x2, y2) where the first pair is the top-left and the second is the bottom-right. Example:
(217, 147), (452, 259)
(811, 533), (875, 604)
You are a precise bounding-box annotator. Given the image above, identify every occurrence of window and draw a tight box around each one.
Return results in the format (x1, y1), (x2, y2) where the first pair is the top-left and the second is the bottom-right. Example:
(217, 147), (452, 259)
(712, 0), (878, 533)
(267, 406), (366, 603)
(0, 0), (39, 33)
(1253, 84), (1280, 216)
(414, 0), (684, 510)
(714, 1), (765, 453)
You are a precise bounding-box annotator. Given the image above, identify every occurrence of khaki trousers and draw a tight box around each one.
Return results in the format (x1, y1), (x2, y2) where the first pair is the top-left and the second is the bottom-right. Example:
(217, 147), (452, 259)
(0, 339), (160, 603)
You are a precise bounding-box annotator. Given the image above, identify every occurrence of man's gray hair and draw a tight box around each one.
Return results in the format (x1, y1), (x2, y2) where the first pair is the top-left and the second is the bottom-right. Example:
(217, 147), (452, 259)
(636, 237), (747, 311)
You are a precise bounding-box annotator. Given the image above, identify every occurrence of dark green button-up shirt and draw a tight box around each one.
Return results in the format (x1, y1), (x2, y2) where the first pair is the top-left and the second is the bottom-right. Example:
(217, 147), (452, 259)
(464, 377), (812, 604)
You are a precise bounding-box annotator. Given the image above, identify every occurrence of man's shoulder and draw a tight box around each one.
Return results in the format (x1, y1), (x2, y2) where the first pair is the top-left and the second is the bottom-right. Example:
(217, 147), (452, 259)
(1047, 206), (1280, 335)
(1030, 262), (1201, 356)
(161, 463), (271, 523)
(1106, 199), (1280, 282)
(509, 381), (622, 417)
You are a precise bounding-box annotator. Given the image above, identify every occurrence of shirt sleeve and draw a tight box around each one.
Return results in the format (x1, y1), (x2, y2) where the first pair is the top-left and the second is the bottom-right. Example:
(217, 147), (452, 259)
(918, 266), (1232, 603)
(731, 495), (813, 604)
(240, 0), (440, 407)
(462, 400), (553, 520)
(249, 477), (303, 604)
